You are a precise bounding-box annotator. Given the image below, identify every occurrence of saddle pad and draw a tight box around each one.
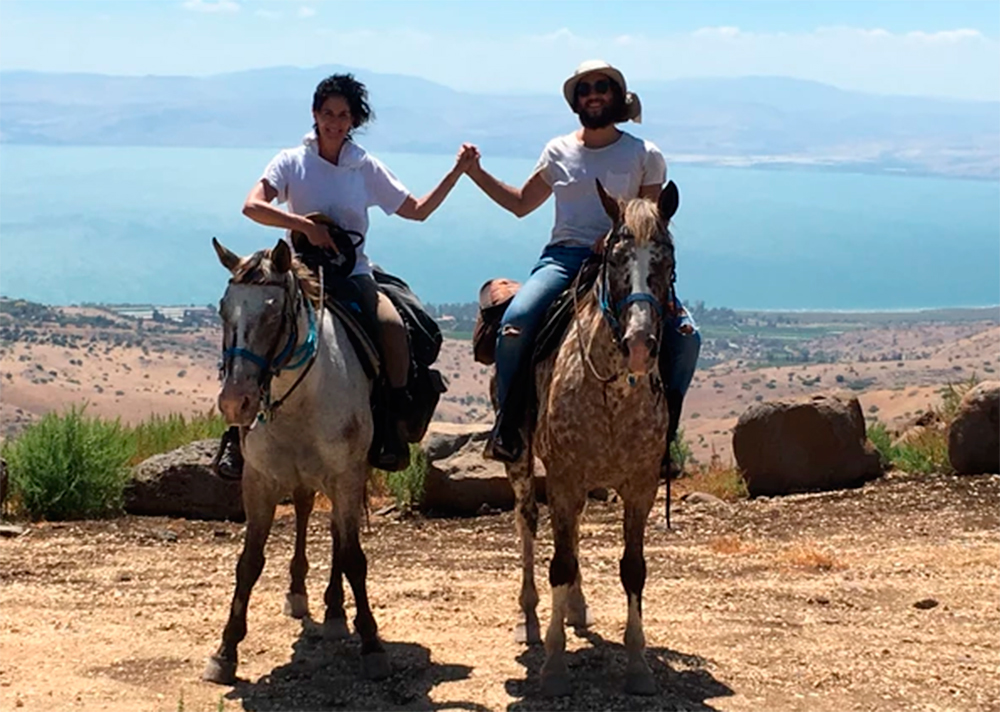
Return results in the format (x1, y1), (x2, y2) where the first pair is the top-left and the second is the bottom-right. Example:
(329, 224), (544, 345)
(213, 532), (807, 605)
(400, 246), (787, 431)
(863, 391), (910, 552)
(326, 298), (381, 381)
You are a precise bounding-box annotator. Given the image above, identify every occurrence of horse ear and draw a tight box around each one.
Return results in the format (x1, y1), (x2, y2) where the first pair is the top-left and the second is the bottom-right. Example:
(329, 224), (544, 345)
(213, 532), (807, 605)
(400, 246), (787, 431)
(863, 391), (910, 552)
(595, 179), (621, 224)
(272, 239), (293, 274)
(658, 181), (679, 222)
(213, 237), (241, 273)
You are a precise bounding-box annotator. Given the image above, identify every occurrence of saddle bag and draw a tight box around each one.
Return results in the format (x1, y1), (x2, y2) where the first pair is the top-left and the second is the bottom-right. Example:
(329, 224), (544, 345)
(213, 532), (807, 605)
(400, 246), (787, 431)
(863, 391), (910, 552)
(472, 278), (521, 365)
(373, 267), (447, 443)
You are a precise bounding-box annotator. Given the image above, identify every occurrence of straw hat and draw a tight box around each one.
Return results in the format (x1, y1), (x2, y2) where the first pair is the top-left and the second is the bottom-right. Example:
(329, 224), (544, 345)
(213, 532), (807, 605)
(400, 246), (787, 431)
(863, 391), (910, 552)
(562, 59), (642, 123)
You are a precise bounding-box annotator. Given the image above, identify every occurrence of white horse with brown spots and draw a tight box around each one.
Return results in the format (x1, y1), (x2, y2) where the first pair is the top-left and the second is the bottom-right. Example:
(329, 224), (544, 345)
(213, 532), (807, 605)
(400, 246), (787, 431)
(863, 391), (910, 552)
(203, 238), (389, 684)
(504, 181), (680, 696)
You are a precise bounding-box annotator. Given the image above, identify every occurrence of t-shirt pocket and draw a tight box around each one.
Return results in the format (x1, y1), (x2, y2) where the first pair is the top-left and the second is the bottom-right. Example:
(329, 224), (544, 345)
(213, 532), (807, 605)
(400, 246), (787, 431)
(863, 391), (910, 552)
(603, 171), (632, 200)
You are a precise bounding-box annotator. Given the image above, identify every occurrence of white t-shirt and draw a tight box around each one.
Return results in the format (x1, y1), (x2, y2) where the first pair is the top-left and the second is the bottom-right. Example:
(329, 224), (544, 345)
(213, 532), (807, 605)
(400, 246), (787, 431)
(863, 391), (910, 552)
(534, 131), (666, 248)
(261, 132), (410, 276)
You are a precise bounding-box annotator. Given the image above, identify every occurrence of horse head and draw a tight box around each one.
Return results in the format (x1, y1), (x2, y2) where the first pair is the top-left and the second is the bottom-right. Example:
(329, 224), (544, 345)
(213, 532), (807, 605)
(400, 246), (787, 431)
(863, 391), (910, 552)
(213, 237), (318, 426)
(594, 179), (679, 377)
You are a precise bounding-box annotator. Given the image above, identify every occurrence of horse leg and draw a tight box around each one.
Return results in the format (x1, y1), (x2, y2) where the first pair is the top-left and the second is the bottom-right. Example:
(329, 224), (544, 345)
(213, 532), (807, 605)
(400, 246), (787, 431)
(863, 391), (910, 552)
(509, 458), (541, 645)
(620, 488), (657, 696)
(284, 486), (314, 619)
(203, 465), (277, 684)
(566, 522), (593, 632)
(322, 515), (349, 640)
(336, 493), (390, 680)
(540, 491), (584, 697)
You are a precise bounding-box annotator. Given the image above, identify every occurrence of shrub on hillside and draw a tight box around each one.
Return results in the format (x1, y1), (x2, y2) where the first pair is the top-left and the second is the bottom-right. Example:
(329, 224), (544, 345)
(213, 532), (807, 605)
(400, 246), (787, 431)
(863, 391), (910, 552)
(371, 444), (427, 509)
(126, 411), (228, 465)
(2, 406), (132, 520)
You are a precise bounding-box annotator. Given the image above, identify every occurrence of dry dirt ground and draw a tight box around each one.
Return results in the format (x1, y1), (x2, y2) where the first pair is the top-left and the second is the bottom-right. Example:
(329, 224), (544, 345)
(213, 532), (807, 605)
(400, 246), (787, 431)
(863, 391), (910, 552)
(2, 472), (998, 712)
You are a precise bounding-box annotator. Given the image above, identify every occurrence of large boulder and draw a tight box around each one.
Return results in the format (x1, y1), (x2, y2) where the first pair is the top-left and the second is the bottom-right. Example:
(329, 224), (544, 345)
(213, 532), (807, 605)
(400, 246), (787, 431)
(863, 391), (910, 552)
(948, 381), (1000, 475)
(733, 395), (884, 497)
(126, 439), (244, 521)
(419, 422), (546, 515)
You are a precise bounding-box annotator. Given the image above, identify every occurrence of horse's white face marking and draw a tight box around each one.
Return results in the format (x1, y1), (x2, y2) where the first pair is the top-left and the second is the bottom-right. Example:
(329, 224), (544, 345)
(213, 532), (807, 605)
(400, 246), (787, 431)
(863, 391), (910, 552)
(218, 283), (288, 424)
(623, 242), (657, 375)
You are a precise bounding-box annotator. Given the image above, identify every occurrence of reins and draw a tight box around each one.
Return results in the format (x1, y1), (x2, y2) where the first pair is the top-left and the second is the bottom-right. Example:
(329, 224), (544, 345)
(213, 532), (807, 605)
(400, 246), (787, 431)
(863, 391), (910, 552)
(220, 268), (324, 425)
(573, 229), (677, 386)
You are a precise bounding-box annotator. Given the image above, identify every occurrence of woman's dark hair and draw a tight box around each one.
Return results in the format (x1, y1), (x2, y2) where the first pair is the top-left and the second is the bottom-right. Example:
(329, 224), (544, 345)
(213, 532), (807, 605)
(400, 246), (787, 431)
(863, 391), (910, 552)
(312, 73), (374, 135)
(572, 76), (629, 124)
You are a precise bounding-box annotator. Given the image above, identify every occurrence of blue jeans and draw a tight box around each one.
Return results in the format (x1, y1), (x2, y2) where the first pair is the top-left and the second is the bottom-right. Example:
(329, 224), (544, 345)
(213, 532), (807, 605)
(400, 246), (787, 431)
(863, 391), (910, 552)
(494, 243), (701, 408)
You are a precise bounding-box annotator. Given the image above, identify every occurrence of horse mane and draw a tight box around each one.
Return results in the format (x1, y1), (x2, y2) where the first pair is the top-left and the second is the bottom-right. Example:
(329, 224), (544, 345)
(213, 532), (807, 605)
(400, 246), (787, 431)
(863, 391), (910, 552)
(622, 197), (673, 247)
(231, 248), (323, 309)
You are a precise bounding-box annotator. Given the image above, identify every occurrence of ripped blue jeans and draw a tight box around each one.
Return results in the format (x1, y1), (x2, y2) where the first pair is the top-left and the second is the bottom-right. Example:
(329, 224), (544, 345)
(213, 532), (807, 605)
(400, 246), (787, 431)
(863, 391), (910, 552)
(494, 243), (702, 408)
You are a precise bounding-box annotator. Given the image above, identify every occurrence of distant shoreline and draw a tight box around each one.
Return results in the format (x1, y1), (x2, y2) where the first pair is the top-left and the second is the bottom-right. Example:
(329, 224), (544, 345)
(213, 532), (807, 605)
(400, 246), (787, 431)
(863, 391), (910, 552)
(2, 143), (996, 182)
(4, 297), (997, 324)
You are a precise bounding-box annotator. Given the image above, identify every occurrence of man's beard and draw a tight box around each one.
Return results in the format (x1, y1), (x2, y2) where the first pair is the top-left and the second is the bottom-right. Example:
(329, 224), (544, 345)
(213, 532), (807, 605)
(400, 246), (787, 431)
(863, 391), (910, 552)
(576, 103), (617, 129)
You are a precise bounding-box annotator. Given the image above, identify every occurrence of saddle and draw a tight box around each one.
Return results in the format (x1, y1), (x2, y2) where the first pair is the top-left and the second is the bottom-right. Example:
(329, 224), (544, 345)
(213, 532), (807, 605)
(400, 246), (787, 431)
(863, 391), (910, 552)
(473, 256), (603, 436)
(291, 220), (447, 465)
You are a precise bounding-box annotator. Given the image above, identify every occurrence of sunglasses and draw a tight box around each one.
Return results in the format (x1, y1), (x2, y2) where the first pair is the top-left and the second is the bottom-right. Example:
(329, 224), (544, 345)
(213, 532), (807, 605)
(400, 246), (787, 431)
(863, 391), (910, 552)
(575, 79), (612, 98)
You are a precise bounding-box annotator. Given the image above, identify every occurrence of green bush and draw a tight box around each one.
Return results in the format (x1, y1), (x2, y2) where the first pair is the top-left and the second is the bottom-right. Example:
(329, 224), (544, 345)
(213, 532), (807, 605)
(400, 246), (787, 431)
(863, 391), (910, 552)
(374, 444), (428, 509)
(2, 406), (133, 520)
(126, 411), (228, 465)
(670, 427), (692, 473)
(867, 420), (898, 465)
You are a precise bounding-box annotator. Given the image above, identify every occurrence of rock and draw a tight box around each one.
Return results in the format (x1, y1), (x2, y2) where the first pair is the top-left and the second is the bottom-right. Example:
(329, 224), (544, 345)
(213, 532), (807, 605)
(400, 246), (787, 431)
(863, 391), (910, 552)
(421, 422), (491, 462)
(126, 439), (244, 522)
(420, 426), (546, 516)
(892, 410), (945, 448)
(0, 523), (26, 538)
(913, 598), (939, 610)
(948, 381), (1000, 475)
(732, 394), (884, 497)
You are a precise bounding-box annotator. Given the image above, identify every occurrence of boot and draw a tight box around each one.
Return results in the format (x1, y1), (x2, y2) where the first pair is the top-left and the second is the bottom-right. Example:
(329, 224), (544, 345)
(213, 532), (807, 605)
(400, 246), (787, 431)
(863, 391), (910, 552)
(376, 387), (411, 472)
(659, 389), (685, 481)
(212, 426), (244, 481)
(483, 410), (524, 463)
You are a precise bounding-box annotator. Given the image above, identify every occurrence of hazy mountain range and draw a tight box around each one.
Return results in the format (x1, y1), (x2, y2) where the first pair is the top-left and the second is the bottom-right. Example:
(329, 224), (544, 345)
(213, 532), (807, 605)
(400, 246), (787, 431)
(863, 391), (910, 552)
(1, 64), (997, 179)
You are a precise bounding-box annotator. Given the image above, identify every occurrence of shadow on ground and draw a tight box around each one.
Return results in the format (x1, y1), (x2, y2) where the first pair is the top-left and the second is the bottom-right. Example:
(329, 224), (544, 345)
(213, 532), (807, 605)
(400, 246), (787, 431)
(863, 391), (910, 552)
(505, 630), (733, 711)
(228, 619), (491, 711)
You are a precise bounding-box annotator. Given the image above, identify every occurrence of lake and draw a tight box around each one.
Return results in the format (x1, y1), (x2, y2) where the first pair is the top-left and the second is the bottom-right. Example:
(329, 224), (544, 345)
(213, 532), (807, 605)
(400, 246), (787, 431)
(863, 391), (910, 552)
(1, 145), (997, 310)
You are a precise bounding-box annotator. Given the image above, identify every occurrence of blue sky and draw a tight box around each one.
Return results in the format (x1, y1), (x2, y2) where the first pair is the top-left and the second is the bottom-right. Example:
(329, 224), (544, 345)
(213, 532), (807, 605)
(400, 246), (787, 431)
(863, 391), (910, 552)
(1, 0), (997, 100)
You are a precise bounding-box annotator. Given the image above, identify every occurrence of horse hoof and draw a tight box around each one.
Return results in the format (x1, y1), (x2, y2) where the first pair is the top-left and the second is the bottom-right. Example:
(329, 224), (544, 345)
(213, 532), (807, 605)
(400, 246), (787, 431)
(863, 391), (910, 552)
(624, 670), (657, 696)
(202, 655), (237, 685)
(514, 621), (541, 645)
(323, 617), (350, 640)
(361, 651), (391, 680)
(566, 607), (594, 632)
(284, 593), (310, 619)
(540, 670), (572, 697)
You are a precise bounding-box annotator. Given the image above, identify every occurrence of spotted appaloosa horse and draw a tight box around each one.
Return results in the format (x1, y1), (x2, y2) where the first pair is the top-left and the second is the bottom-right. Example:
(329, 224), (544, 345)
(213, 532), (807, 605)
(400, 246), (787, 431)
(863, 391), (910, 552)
(203, 238), (389, 684)
(503, 181), (680, 697)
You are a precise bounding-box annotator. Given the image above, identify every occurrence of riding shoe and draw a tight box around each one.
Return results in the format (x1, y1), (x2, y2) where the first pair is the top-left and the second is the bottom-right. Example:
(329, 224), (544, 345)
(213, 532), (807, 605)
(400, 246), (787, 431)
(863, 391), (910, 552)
(212, 426), (244, 481)
(376, 388), (412, 472)
(483, 414), (523, 463)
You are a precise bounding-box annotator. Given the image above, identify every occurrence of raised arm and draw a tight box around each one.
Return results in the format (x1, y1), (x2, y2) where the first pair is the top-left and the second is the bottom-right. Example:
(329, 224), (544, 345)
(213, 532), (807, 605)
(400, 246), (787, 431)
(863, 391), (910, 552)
(464, 144), (552, 218)
(242, 180), (333, 248)
(395, 145), (479, 222)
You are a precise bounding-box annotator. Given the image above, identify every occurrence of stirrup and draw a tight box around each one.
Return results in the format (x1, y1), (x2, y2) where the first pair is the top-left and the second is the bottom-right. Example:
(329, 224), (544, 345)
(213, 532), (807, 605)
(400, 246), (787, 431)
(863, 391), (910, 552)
(483, 419), (523, 463)
(211, 428), (244, 481)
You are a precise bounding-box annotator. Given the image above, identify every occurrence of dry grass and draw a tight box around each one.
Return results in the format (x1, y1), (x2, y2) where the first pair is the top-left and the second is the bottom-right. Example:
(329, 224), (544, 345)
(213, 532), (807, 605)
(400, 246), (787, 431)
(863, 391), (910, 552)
(708, 534), (757, 555)
(675, 459), (749, 502)
(778, 542), (844, 572)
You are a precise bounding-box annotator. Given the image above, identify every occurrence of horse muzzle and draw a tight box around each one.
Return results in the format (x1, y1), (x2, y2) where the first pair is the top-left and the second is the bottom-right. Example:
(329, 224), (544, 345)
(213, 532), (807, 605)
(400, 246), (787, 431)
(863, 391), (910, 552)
(623, 333), (658, 377)
(218, 381), (261, 427)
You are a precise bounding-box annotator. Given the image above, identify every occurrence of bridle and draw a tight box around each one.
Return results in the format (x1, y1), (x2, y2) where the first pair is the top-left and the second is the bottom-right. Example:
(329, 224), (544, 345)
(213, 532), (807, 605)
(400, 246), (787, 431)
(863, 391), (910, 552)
(219, 269), (323, 424)
(574, 225), (676, 385)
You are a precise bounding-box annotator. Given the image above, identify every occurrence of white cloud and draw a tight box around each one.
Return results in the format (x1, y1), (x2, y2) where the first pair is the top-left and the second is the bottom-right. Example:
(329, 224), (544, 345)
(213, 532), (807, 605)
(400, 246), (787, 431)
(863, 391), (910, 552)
(297, 6), (316, 18)
(905, 29), (984, 43)
(182, 0), (240, 12)
(692, 26), (742, 39)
